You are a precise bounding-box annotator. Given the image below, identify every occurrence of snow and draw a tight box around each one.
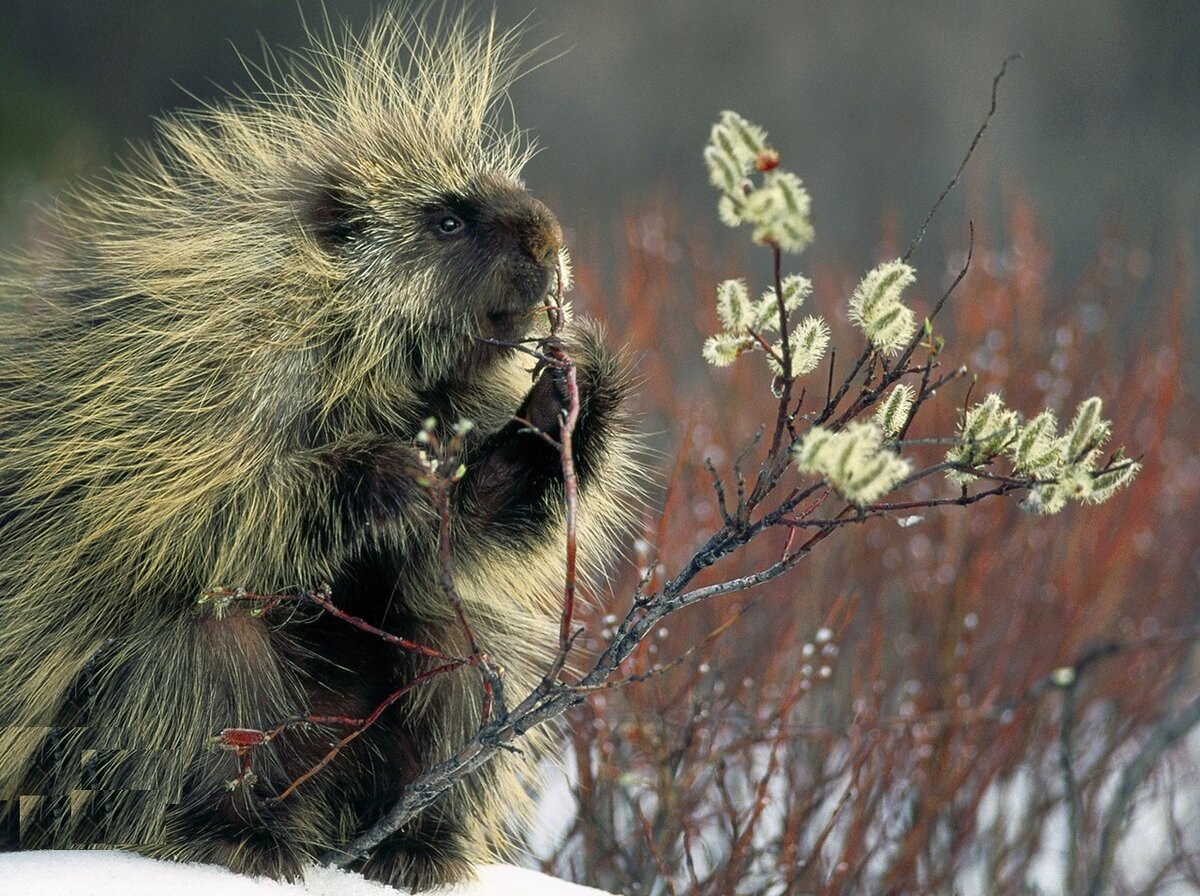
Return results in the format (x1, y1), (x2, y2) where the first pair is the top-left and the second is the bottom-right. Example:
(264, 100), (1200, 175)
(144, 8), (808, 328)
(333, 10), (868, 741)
(0, 851), (621, 896)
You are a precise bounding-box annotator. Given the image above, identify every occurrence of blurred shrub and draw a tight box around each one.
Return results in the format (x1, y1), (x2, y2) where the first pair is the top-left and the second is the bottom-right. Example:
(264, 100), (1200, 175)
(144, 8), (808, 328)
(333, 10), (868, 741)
(539, 196), (1198, 896)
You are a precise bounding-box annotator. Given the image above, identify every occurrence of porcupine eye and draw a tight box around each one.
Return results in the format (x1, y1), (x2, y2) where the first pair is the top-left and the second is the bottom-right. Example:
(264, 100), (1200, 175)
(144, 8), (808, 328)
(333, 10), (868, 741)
(427, 194), (474, 239)
(436, 214), (464, 235)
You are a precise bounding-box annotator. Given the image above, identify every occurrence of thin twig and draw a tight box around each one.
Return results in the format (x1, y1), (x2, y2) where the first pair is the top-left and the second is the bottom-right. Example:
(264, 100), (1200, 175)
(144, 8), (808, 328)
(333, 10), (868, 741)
(1086, 668), (1200, 896)
(705, 457), (733, 525)
(205, 586), (460, 662)
(433, 464), (507, 720)
(903, 56), (1019, 263)
(558, 362), (582, 647)
(271, 660), (467, 803)
(894, 222), (975, 385)
(571, 599), (757, 692)
(1059, 680), (1082, 896)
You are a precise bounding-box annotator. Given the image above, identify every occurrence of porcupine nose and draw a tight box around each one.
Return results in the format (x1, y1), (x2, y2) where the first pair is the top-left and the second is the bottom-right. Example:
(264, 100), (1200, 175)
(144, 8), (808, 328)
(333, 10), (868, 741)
(522, 199), (563, 266)
(488, 186), (565, 317)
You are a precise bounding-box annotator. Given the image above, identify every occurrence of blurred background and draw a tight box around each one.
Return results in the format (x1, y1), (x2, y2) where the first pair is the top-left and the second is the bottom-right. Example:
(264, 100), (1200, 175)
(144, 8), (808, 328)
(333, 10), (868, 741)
(1, 0), (1197, 305)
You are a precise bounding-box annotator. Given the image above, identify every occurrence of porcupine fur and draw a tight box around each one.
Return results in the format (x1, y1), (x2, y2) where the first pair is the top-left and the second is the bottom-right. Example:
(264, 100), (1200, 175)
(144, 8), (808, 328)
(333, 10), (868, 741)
(0, 9), (639, 890)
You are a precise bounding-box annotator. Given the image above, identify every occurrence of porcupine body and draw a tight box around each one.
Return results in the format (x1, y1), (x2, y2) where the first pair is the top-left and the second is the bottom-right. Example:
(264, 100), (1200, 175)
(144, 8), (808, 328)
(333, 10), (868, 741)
(0, 11), (637, 890)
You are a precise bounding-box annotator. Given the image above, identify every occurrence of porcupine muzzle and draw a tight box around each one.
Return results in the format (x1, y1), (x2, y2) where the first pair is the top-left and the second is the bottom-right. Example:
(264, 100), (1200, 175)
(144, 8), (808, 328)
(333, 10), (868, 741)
(475, 179), (564, 337)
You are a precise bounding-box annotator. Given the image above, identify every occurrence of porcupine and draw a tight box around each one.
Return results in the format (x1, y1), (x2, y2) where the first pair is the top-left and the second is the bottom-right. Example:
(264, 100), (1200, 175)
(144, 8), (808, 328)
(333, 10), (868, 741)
(0, 9), (638, 890)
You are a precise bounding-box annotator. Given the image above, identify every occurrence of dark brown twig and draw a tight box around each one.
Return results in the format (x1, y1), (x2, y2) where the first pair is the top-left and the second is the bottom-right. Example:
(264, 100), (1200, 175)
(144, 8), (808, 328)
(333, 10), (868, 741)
(903, 56), (1018, 263)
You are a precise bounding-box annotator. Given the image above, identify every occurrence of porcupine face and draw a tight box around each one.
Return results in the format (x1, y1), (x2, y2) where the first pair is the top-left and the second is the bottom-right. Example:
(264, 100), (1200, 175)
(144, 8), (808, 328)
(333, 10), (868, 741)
(304, 163), (563, 388)
(415, 172), (563, 338)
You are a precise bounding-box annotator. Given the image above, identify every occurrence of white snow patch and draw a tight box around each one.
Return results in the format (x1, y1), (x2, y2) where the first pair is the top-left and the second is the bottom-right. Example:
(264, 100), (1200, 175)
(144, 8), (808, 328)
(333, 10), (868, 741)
(527, 756), (581, 859)
(0, 851), (622, 896)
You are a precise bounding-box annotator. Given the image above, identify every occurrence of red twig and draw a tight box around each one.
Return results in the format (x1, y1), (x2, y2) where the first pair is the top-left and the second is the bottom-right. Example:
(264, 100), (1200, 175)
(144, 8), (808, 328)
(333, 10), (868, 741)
(540, 257), (583, 654)
(558, 361), (581, 646)
(204, 586), (458, 662)
(207, 573), (482, 795)
(270, 660), (467, 803)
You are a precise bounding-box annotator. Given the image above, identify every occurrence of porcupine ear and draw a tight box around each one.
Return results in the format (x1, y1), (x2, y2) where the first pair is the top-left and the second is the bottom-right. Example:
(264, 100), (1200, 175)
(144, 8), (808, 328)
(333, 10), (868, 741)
(305, 181), (368, 250)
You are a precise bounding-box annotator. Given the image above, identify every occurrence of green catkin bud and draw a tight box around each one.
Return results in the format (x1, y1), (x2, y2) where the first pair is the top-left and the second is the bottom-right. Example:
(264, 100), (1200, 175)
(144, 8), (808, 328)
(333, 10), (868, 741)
(793, 421), (912, 507)
(1064, 396), (1111, 465)
(743, 183), (782, 221)
(1087, 460), (1141, 504)
(718, 110), (768, 162)
(848, 260), (918, 355)
(1022, 481), (1069, 515)
(702, 332), (754, 367)
(752, 294), (781, 332)
(704, 145), (744, 194)
(945, 393), (1020, 484)
(793, 427), (835, 468)
(1059, 465), (1095, 502)
(875, 384), (916, 438)
(867, 304), (918, 356)
(717, 195), (744, 227)
(759, 274), (813, 321)
(776, 218), (814, 253)
(716, 279), (754, 331)
(1009, 409), (1063, 478)
(769, 170), (806, 214)
(749, 172), (814, 253)
(769, 316), (830, 377)
(709, 123), (746, 171)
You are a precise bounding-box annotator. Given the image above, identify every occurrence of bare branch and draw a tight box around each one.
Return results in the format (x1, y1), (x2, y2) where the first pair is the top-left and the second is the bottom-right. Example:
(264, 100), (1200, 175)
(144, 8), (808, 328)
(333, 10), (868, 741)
(903, 56), (1019, 263)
